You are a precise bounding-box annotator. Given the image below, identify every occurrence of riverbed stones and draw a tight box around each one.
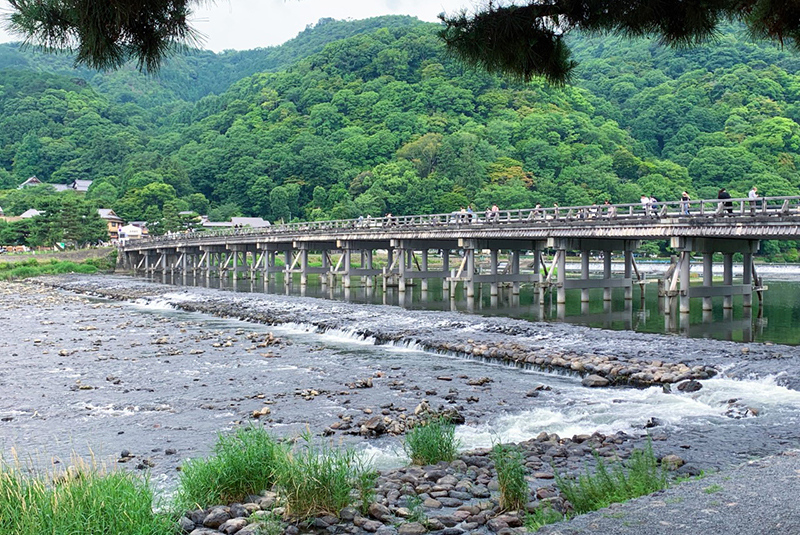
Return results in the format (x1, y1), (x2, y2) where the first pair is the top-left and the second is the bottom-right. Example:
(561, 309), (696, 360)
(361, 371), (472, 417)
(581, 374), (610, 387)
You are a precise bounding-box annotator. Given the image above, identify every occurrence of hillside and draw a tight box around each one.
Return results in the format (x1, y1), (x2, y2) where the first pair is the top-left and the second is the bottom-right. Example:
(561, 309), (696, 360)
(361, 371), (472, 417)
(1, 17), (799, 258)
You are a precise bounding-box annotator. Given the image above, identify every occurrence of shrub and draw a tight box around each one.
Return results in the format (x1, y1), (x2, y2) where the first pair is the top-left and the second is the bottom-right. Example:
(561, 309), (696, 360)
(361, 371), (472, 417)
(491, 444), (528, 510)
(403, 416), (460, 465)
(173, 425), (286, 511)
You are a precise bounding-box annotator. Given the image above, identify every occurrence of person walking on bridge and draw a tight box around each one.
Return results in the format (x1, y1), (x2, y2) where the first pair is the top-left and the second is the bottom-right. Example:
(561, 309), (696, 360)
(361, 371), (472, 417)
(681, 191), (691, 215)
(718, 188), (733, 215)
(749, 186), (759, 215)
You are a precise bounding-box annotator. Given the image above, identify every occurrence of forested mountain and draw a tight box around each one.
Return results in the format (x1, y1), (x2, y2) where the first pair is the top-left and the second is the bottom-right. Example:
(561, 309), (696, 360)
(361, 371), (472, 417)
(1, 17), (799, 256)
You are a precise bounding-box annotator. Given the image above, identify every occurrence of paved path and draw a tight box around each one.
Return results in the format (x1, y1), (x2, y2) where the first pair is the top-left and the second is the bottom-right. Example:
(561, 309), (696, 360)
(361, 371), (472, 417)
(537, 451), (800, 535)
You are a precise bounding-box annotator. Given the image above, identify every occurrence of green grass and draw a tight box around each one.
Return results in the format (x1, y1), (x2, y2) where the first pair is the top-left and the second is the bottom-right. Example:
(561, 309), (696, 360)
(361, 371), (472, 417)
(0, 258), (108, 280)
(491, 444), (529, 510)
(403, 416), (461, 465)
(173, 425), (287, 511)
(0, 454), (172, 535)
(524, 502), (564, 531)
(555, 440), (668, 515)
(274, 432), (371, 518)
(703, 484), (723, 494)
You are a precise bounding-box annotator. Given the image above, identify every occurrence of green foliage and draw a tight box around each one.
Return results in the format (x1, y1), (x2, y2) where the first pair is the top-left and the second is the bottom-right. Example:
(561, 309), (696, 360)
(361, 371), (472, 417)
(275, 432), (370, 518)
(555, 441), (668, 515)
(491, 444), (529, 511)
(524, 502), (564, 531)
(173, 425), (286, 511)
(0, 259), (101, 281)
(0, 455), (172, 535)
(403, 416), (461, 465)
(0, 18), (799, 262)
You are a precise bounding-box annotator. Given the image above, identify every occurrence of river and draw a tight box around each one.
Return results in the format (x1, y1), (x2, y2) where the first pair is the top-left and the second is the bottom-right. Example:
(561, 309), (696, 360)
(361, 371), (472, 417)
(2, 273), (800, 495)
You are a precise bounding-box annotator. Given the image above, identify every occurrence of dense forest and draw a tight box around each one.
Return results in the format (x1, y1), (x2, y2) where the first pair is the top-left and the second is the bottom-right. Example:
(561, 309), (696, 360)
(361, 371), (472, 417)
(0, 17), (799, 257)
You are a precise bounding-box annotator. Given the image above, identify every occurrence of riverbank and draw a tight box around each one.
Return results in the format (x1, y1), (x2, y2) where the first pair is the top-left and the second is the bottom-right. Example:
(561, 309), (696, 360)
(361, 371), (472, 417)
(3, 275), (800, 533)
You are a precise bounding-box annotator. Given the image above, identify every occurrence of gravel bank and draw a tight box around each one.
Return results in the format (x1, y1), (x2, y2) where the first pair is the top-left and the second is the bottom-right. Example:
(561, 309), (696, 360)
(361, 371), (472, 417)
(538, 450), (800, 535)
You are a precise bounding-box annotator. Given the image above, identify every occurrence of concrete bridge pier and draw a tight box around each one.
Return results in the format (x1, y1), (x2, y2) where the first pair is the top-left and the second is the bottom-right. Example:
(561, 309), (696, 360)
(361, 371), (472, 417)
(552, 238), (639, 308)
(226, 244), (253, 281)
(336, 240), (387, 290)
(454, 239), (541, 299)
(200, 245), (227, 278)
(289, 241), (339, 287)
(393, 239), (458, 294)
(671, 237), (759, 316)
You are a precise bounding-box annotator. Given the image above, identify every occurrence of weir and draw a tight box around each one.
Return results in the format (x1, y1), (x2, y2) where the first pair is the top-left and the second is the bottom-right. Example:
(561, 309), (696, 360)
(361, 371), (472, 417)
(118, 195), (800, 318)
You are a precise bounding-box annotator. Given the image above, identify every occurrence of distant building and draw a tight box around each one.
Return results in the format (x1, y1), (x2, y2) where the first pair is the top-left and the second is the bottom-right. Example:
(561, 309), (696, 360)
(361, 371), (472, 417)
(18, 176), (44, 188)
(97, 208), (124, 241)
(201, 216), (271, 229)
(18, 176), (93, 193)
(19, 208), (42, 218)
(118, 224), (143, 245)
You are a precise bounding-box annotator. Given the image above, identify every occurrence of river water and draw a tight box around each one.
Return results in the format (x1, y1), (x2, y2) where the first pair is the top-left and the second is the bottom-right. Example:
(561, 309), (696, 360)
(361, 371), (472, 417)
(158, 264), (800, 345)
(2, 274), (800, 495)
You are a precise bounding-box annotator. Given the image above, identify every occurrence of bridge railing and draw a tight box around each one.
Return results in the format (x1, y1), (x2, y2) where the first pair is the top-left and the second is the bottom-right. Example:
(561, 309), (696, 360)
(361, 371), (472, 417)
(132, 195), (800, 247)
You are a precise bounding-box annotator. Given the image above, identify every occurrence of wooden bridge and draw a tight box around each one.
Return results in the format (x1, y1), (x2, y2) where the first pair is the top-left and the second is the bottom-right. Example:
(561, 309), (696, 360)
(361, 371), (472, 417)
(118, 195), (800, 316)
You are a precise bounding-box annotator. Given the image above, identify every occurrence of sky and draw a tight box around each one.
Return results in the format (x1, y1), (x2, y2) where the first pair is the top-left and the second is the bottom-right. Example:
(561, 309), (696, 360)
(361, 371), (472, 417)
(0, 0), (474, 52)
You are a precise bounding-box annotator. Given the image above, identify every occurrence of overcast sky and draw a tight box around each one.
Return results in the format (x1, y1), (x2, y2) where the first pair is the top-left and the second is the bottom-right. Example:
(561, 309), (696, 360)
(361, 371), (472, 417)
(0, 0), (475, 52)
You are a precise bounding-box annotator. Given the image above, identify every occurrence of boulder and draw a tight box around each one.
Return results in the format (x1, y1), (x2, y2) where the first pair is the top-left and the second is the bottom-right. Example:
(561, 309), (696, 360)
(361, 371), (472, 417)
(581, 374), (609, 387)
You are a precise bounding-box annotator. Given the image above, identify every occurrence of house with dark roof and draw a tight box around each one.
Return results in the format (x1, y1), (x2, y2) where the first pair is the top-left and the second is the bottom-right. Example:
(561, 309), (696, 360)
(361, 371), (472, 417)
(18, 177), (93, 193)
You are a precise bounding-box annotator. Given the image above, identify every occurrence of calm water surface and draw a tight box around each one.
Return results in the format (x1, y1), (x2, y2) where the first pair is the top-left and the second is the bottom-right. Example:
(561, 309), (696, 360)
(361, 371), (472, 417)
(153, 269), (800, 346)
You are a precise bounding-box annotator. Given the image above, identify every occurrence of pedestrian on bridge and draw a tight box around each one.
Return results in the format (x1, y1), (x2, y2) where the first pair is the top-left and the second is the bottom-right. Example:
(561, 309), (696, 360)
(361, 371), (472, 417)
(749, 186), (759, 215)
(718, 188), (733, 214)
(640, 194), (651, 218)
(681, 191), (691, 215)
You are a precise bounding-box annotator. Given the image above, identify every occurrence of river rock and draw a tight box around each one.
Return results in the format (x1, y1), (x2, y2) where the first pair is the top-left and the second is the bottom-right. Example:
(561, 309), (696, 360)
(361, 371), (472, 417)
(581, 374), (610, 387)
(397, 522), (427, 535)
(368, 502), (391, 521)
(661, 454), (685, 470)
(219, 518), (248, 534)
(677, 379), (703, 392)
(203, 507), (231, 529)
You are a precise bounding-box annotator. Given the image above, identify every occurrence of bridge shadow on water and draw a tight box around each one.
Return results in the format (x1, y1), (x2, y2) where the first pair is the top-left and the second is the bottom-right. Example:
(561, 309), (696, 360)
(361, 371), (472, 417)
(149, 273), (800, 346)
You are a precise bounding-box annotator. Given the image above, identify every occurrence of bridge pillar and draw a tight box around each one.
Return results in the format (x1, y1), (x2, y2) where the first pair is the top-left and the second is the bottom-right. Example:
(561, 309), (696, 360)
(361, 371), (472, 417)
(723, 253), (734, 309)
(551, 238), (639, 307)
(742, 253), (753, 308)
(581, 251), (590, 303)
(671, 237), (759, 316)
(702, 253), (713, 311)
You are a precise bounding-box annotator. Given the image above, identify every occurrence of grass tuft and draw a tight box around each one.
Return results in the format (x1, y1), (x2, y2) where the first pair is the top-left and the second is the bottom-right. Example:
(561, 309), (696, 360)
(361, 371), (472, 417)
(0, 453), (171, 535)
(403, 416), (460, 465)
(275, 431), (369, 518)
(491, 443), (528, 510)
(555, 440), (668, 515)
(173, 425), (286, 511)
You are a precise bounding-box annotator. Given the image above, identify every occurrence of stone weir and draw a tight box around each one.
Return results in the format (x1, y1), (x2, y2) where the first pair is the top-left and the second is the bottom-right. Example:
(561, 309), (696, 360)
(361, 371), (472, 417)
(40, 277), (716, 388)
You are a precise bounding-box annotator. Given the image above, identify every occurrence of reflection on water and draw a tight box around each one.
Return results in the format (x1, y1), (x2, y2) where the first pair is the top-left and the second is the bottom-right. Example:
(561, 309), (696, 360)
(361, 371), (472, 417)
(152, 272), (800, 346)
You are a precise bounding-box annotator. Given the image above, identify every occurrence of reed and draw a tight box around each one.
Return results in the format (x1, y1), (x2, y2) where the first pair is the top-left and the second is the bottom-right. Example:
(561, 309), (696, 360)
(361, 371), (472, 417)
(173, 425), (286, 511)
(403, 416), (460, 465)
(491, 443), (529, 510)
(555, 440), (668, 514)
(0, 453), (171, 535)
(275, 432), (368, 518)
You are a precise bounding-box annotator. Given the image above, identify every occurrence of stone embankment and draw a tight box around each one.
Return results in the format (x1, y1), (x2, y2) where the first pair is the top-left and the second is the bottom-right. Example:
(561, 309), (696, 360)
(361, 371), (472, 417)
(178, 430), (686, 535)
(40, 277), (718, 389)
